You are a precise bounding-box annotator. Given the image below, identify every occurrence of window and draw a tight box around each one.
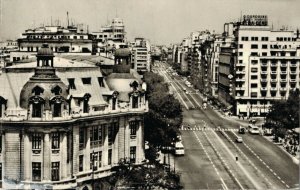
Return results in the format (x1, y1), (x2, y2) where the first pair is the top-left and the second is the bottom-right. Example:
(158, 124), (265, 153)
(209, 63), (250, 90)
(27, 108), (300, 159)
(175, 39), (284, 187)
(132, 96), (139, 108)
(53, 103), (62, 117)
(251, 75), (258, 80)
(251, 44), (258, 49)
(112, 97), (117, 110)
(241, 37), (248, 41)
(130, 121), (138, 137)
(262, 52), (267, 56)
(261, 37), (269, 41)
(52, 133), (60, 149)
(130, 147), (136, 163)
(108, 126), (113, 146)
(251, 60), (258, 64)
(0, 163), (2, 180)
(68, 78), (76, 89)
(239, 52), (243, 56)
(251, 92), (258, 97)
(262, 44), (268, 49)
(80, 36), (84, 39)
(239, 60), (243, 64)
(239, 44), (243, 48)
(82, 78), (91, 85)
(251, 83), (258, 88)
(51, 162), (60, 181)
(32, 103), (42, 118)
(79, 155), (84, 172)
(99, 151), (102, 167)
(90, 152), (98, 170)
(32, 133), (42, 150)
(251, 37), (258, 41)
(98, 77), (104, 87)
(32, 162), (41, 181)
(90, 125), (103, 146)
(251, 68), (258, 73)
(79, 128), (85, 149)
(74, 36), (77, 39)
(251, 52), (258, 56)
(0, 135), (1, 153)
(108, 149), (112, 165)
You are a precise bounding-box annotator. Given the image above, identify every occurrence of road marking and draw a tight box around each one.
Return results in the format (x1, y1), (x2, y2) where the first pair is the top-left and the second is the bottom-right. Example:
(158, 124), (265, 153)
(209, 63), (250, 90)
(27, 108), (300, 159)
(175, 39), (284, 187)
(193, 131), (229, 190)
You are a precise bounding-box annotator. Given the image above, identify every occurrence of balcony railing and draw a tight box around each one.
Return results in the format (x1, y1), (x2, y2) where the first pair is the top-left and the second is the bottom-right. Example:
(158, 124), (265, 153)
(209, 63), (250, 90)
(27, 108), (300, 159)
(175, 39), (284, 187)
(270, 79), (277, 83)
(290, 79), (297, 83)
(270, 64), (277, 67)
(271, 71), (277, 75)
(260, 79), (268, 83)
(260, 87), (268, 91)
(236, 70), (245, 74)
(270, 87), (278, 91)
(290, 70), (297, 75)
(236, 78), (246, 82)
(260, 71), (268, 75)
(261, 62), (268, 67)
(280, 79), (287, 83)
(290, 63), (297, 67)
(236, 87), (245, 91)
(280, 87), (287, 91)
(280, 71), (287, 75)
(280, 63), (287, 67)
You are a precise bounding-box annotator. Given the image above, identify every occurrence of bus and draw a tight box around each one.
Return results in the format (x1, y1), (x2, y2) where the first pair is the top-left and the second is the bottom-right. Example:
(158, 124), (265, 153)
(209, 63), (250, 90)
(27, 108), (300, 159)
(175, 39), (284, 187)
(174, 141), (185, 156)
(248, 125), (260, 134)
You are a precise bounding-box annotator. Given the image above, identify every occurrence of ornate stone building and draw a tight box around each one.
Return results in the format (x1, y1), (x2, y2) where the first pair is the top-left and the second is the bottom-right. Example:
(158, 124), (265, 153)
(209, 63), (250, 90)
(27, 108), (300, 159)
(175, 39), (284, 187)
(0, 44), (148, 189)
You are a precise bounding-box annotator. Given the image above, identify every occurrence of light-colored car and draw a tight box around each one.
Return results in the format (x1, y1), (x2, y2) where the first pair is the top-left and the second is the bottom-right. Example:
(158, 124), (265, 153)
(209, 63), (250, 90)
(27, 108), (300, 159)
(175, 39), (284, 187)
(236, 136), (243, 143)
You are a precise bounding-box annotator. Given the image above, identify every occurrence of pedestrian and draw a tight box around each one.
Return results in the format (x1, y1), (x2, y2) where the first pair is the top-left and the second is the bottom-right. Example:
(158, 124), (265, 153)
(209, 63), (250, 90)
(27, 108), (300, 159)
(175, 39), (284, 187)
(242, 116), (244, 120)
(238, 115), (240, 119)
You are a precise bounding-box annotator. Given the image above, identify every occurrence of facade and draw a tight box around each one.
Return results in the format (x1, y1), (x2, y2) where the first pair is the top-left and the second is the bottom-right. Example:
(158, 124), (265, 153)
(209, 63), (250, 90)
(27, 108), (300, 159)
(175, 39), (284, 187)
(131, 38), (151, 73)
(11, 25), (94, 62)
(219, 16), (300, 117)
(92, 18), (126, 55)
(0, 44), (148, 189)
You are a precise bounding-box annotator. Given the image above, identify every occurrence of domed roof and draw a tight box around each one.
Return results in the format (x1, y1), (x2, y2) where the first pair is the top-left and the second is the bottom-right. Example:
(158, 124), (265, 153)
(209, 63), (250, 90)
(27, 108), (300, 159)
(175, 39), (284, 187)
(37, 43), (54, 57)
(115, 48), (131, 57)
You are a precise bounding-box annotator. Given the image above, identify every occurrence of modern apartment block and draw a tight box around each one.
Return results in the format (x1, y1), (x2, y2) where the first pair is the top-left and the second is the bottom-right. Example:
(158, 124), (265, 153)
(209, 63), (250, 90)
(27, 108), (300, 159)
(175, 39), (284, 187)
(0, 44), (148, 189)
(131, 38), (151, 73)
(222, 16), (300, 117)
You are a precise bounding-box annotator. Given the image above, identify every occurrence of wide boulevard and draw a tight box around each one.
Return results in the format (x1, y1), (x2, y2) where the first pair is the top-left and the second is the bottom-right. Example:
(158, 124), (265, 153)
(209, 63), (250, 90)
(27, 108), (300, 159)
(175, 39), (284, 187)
(154, 61), (299, 190)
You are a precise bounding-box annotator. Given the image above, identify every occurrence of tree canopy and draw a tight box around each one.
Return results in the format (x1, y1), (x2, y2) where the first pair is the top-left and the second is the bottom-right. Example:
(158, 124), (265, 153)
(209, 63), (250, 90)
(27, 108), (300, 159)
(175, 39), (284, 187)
(265, 89), (299, 135)
(143, 72), (183, 148)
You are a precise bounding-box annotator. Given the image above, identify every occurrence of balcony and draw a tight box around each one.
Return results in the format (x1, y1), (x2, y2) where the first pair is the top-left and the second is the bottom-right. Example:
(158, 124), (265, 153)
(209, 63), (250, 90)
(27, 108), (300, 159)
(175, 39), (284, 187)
(261, 62), (268, 67)
(236, 70), (245, 74)
(270, 71), (277, 75)
(280, 63), (287, 67)
(290, 63), (297, 67)
(236, 63), (245, 67)
(270, 79), (277, 83)
(280, 79), (287, 83)
(260, 71), (268, 75)
(270, 64), (277, 68)
(280, 71), (287, 75)
(260, 87), (268, 91)
(236, 87), (245, 91)
(290, 70), (297, 75)
(290, 79), (297, 83)
(280, 87), (287, 91)
(270, 87), (278, 91)
(236, 78), (245, 82)
(260, 79), (268, 83)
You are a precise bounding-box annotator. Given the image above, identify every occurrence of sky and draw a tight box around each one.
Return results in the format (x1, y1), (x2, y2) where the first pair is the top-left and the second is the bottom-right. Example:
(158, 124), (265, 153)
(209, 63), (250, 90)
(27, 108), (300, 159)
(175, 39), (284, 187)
(0, 0), (300, 45)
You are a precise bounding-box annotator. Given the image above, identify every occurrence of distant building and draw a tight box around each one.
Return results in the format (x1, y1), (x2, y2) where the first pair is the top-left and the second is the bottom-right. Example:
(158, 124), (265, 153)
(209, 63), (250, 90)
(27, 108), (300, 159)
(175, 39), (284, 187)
(0, 44), (148, 189)
(131, 38), (151, 73)
(11, 25), (94, 62)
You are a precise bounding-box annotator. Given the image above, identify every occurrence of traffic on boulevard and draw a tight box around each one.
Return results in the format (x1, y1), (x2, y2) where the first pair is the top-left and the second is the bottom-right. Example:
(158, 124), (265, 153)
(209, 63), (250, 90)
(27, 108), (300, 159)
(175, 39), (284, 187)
(154, 61), (299, 190)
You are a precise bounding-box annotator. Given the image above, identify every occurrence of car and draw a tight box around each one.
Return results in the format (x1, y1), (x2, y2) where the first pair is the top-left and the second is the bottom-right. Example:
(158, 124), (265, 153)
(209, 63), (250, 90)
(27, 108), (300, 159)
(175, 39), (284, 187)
(236, 136), (243, 143)
(238, 126), (246, 134)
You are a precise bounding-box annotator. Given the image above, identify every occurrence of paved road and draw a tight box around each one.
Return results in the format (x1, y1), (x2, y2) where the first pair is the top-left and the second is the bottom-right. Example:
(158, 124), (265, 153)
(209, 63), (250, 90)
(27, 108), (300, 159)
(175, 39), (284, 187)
(155, 62), (299, 190)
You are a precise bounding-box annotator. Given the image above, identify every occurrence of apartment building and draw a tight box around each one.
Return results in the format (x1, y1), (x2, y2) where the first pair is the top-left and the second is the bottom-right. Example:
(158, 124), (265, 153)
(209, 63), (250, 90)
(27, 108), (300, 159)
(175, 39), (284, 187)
(222, 15), (300, 117)
(0, 44), (148, 189)
(131, 38), (151, 73)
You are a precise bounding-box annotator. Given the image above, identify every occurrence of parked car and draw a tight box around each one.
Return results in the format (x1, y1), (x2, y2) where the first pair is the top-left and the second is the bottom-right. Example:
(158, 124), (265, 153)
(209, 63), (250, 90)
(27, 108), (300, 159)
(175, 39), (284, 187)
(236, 136), (243, 143)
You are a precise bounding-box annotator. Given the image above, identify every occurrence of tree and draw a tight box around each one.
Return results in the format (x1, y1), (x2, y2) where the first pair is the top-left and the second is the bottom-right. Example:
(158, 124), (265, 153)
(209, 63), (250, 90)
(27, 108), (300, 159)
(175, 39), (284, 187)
(265, 89), (299, 139)
(143, 72), (183, 148)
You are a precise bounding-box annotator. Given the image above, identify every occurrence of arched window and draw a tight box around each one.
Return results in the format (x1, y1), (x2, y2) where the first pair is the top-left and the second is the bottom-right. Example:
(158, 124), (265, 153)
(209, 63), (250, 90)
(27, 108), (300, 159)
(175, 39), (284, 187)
(50, 96), (64, 117)
(53, 103), (62, 117)
(32, 102), (42, 118)
(83, 93), (91, 113)
(29, 96), (45, 118)
(132, 92), (139, 109)
(112, 91), (118, 110)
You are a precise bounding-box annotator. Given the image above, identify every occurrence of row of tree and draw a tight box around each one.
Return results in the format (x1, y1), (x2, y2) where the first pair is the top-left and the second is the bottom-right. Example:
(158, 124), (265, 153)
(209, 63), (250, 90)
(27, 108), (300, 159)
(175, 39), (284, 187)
(143, 72), (183, 148)
(265, 89), (299, 138)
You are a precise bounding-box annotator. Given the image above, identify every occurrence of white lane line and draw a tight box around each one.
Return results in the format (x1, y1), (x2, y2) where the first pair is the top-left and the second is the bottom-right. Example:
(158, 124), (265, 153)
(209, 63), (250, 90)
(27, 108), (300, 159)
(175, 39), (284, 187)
(193, 131), (228, 190)
(202, 131), (245, 190)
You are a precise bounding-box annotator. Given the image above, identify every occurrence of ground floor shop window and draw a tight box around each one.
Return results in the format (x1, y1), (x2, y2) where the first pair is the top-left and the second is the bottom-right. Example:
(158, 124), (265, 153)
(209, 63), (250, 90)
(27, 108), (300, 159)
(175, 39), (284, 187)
(32, 162), (41, 181)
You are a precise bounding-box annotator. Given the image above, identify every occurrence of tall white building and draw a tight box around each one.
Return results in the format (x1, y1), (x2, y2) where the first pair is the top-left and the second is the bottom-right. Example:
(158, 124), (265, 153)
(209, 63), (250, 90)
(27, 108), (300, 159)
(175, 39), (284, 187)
(131, 38), (151, 73)
(233, 16), (300, 116)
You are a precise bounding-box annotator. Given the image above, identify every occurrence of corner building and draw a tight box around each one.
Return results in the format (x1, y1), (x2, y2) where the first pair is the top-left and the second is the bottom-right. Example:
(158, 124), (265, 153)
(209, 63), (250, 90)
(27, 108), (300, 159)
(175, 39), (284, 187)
(0, 44), (148, 189)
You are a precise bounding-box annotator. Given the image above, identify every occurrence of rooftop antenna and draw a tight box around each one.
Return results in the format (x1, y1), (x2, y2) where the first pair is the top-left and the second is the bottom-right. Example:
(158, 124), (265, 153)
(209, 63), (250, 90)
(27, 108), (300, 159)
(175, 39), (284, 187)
(67, 11), (69, 27)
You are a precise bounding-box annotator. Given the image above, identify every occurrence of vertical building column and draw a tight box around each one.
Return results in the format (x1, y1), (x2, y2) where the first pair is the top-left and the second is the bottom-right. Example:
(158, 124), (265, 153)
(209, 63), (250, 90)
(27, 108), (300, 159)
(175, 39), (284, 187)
(43, 133), (50, 181)
(24, 133), (31, 181)
(102, 125), (108, 166)
(85, 127), (91, 172)
(61, 132), (67, 179)
(136, 120), (144, 163)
